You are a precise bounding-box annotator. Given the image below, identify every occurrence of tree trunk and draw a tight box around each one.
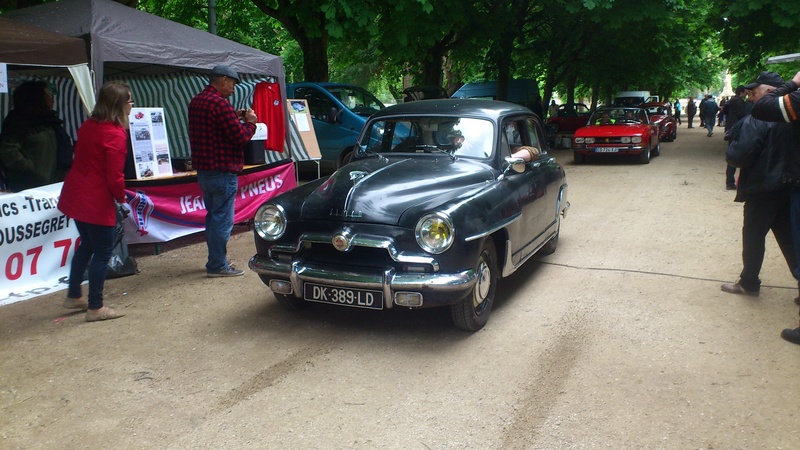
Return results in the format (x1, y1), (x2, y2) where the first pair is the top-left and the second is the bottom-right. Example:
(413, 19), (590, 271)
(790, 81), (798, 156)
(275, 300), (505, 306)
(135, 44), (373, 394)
(299, 35), (329, 82)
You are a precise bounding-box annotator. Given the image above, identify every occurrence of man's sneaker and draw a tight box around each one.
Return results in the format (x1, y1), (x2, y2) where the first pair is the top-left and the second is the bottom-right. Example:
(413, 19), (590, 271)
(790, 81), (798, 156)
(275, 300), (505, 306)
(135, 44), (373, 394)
(721, 282), (759, 296)
(780, 327), (800, 345)
(207, 266), (244, 278)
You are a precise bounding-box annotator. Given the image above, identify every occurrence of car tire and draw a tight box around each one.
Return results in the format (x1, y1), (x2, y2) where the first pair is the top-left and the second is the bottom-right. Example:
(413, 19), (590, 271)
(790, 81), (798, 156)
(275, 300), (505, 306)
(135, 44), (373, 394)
(337, 148), (354, 169)
(639, 145), (651, 164)
(652, 141), (660, 157)
(538, 213), (560, 256)
(573, 151), (585, 165)
(259, 275), (307, 310)
(451, 238), (497, 332)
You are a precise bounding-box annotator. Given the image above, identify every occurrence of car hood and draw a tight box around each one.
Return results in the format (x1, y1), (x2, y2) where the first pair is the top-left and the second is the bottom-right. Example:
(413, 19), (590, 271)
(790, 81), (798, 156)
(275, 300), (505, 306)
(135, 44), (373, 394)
(299, 156), (494, 225)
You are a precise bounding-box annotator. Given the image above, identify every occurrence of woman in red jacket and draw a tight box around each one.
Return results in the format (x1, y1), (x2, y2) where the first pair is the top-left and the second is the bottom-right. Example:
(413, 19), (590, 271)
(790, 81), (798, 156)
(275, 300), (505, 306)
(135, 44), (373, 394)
(58, 81), (133, 322)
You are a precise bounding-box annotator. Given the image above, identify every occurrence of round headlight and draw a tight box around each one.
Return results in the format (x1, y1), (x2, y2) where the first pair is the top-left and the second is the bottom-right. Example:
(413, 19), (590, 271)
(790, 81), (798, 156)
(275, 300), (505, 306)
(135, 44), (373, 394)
(585, 137), (595, 144)
(574, 137), (585, 144)
(416, 213), (454, 254)
(254, 204), (286, 240)
(631, 136), (643, 143)
(620, 136), (631, 143)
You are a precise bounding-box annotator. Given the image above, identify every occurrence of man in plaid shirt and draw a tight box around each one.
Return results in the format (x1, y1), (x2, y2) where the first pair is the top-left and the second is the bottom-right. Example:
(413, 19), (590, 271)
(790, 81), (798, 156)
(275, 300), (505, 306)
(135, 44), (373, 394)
(189, 65), (257, 277)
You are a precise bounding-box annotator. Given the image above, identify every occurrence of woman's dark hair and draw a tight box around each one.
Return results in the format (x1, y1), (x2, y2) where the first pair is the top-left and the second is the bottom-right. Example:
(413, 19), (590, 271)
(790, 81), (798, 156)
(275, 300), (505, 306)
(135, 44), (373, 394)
(12, 80), (51, 117)
(91, 81), (132, 128)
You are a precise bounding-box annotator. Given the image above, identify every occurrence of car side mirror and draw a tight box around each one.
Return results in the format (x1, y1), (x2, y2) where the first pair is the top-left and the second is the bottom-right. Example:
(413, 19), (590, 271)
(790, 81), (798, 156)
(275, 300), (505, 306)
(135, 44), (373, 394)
(499, 156), (527, 180)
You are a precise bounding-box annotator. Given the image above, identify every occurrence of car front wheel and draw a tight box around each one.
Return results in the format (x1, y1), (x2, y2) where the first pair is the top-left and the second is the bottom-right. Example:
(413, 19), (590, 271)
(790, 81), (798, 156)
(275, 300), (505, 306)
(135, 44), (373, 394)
(538, 213), (560, 256)
(451, 239), (497, 332)
(639, 145), (651, 164)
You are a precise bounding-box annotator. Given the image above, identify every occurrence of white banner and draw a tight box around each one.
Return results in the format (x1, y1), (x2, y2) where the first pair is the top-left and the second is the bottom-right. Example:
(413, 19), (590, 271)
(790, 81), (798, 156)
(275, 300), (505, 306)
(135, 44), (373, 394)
(0, 183), (79, 306)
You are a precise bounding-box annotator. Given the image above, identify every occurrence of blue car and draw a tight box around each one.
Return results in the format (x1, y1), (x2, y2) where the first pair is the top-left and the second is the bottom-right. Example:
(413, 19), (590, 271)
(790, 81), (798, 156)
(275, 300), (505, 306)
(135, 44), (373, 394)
(286, 82), (385, 170)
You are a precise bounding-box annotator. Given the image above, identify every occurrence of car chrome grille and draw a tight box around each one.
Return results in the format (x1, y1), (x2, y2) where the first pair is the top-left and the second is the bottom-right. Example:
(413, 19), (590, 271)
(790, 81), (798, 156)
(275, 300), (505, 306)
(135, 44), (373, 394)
(592, 137), (624, 144)
(303, 244), (396, 268)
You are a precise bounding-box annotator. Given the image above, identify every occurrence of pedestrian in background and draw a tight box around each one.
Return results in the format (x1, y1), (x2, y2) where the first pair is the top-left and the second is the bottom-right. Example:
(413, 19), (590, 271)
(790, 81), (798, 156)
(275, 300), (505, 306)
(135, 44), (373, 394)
(703, 95), (719, 137)
(750, 70), (800, 346)
(718, 96), (728, 127)
(686, 98), (697, 128)
(547, 100), (558, 118)
(673, 98), (682, 125)
(188, 65), (257, 277)
(58, 81), (132, 322)
(0, 80), (73, 191)
(699, 95), (708, 128)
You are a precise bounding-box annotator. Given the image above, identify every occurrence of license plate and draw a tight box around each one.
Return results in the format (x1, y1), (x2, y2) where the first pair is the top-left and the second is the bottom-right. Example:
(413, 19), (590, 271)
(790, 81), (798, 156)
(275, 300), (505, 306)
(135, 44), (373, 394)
(304, 283), (384, 310)
(594, 147), (620, 153)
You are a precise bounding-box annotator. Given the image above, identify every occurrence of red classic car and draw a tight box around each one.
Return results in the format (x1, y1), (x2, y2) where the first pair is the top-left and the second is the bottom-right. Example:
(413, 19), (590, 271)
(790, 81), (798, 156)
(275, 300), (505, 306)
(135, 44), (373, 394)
(545, 103), (592, 146)
(640, 101), (677, 142)
(572, 107), (661, 164)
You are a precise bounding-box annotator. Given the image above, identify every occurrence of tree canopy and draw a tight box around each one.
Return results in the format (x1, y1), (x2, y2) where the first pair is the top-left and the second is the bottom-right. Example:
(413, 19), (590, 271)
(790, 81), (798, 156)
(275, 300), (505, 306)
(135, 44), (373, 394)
(2, 0), (799, 103)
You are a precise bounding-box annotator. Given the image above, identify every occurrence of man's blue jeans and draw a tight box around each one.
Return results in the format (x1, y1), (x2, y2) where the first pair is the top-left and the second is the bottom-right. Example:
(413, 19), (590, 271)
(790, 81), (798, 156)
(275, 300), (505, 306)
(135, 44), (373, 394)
(68, 220), (116, 310)
(197, 170), (238, 273)
(705, 119), (715, 135)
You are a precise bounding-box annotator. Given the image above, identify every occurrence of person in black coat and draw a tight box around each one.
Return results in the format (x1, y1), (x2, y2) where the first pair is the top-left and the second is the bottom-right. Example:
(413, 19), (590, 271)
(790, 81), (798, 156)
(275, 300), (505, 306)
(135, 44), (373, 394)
(750, 70), (800, 346)
(724, 86), (748, 190)
(722, 72), (797, 311)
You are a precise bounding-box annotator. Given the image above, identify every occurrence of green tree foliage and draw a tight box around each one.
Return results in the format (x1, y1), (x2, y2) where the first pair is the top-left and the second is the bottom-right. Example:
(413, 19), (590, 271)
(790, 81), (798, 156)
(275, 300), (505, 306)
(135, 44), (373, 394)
(3, 0), (799, 104)
(712, 0), (800, 81)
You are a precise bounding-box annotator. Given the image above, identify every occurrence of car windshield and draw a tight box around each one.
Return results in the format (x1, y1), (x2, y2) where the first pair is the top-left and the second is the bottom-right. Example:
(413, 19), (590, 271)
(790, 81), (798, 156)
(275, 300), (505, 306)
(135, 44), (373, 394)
(359, 116), (495, 159)
(589, 108), (647, 124)
(644, 106), (667, 115)
(324, 85), (385, 116)
(557, 104), (590, 117)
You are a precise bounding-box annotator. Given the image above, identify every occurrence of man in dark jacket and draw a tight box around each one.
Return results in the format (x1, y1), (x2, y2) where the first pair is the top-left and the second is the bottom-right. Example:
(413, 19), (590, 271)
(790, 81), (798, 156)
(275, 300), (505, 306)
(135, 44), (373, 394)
(722, 72), (797, 311)
(724, 86), (748, 190)
(686, 98), (697, 128)
(751, 70), (800, 346)
(703, 96), (720, 137)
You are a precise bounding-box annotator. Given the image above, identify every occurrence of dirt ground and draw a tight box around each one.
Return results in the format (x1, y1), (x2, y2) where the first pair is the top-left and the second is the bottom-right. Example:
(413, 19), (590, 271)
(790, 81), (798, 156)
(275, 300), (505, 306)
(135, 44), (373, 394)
(1, 123), (799, 449)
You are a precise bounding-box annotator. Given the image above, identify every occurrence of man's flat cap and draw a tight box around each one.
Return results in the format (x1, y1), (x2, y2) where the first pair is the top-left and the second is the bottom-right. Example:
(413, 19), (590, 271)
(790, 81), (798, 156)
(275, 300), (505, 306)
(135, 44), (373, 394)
(744, 71), (784, 89)
(210, 65), (240, 82)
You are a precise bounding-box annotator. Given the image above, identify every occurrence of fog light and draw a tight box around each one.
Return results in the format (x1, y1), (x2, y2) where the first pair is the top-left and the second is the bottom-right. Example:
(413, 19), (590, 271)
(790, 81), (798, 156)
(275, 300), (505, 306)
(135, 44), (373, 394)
(394, 292), (423, 307)
(269, 280), (293, 295)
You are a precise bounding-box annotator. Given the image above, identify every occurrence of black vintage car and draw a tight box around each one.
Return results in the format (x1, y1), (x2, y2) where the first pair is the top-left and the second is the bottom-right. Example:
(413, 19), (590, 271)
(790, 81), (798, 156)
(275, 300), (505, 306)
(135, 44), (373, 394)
(249, 99), (569, 331)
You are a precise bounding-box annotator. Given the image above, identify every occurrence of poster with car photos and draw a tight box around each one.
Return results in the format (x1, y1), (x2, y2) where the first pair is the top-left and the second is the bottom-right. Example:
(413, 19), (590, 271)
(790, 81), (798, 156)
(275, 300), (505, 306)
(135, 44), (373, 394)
(129, 107), (173, 179)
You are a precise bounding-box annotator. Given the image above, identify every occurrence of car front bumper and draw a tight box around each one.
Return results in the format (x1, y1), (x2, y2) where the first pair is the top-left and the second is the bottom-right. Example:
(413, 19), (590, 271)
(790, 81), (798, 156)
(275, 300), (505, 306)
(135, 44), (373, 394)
(574, 145), (646, 155)
(249, 255), (478, 309)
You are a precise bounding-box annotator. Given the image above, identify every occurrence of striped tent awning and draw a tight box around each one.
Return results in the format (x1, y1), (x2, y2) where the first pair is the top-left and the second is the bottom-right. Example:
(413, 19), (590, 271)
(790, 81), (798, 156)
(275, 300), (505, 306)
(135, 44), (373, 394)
(2, 72), (315, 177)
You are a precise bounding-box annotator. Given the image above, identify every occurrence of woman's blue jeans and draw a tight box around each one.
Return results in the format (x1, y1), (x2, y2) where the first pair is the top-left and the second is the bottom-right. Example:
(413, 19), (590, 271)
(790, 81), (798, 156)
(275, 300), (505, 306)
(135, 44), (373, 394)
(67, 220), (116, 310)
(196, 170), (238, 272)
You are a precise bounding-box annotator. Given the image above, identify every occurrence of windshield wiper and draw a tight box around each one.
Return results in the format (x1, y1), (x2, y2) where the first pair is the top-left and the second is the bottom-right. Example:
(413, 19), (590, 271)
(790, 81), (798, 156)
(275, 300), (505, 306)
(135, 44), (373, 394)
(358, 145), (388, 162)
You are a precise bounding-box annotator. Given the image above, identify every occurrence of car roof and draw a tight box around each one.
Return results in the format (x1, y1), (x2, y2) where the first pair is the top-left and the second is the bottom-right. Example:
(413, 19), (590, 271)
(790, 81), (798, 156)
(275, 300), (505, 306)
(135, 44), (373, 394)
(370, 99), (533, 121)
(288, 81), (362, 89)
(639, 101), (669, 108)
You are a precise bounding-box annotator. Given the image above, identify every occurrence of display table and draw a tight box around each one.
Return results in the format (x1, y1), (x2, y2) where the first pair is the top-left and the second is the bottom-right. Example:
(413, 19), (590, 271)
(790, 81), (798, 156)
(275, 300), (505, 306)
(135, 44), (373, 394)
(123, 160), (296, 246)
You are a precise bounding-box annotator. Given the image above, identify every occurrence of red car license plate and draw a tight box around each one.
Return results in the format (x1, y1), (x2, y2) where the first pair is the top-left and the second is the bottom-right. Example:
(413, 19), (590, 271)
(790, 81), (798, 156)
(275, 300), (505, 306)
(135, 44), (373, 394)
(304, 283), (384, 310)
(594, 147), (620, 153)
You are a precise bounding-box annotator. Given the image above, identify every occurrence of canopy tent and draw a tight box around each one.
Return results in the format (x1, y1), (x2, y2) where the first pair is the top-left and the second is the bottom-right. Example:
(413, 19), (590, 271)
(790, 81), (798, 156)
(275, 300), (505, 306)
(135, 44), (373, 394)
(5, 0), (293, 163)
(0, 17), (94, 114)
(4, 0), (285, 89)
